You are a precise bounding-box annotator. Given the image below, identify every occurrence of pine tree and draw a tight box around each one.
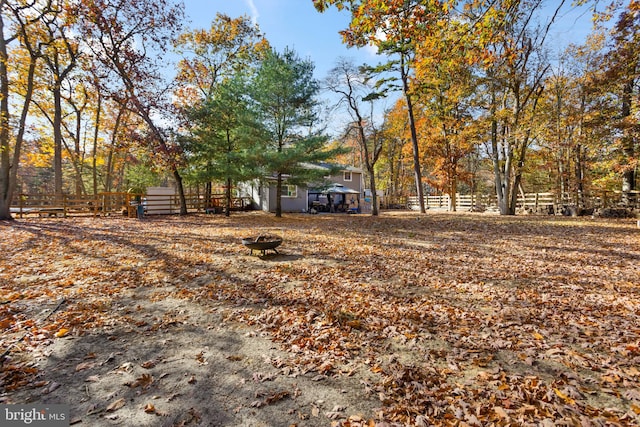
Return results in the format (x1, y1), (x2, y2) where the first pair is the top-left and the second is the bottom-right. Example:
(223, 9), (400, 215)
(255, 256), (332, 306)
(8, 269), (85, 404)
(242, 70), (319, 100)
(251, 47), (346, 217)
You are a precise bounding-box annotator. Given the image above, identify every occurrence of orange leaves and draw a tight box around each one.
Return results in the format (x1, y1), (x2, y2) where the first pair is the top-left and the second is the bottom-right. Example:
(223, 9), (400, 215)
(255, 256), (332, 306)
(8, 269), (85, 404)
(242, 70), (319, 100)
(531, 331), (544, 340)
(127, 373), (154, 390)
(54, 328), (69, 338)
(0, 316), (14, 330)
(2, 213), (640, 425)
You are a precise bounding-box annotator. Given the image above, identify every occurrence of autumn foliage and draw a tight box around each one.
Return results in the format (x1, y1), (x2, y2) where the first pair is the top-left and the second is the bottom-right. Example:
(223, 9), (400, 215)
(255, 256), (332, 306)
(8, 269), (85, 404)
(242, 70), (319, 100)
(1, 212), (639, 425)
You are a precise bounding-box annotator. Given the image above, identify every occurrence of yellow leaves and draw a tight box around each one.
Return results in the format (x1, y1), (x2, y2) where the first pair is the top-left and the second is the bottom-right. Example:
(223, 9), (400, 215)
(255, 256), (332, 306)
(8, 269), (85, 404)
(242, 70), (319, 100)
(554, 388), (576, 405)
(624, 366), (640, 377)
(174, 13), (265, 106)
(370, 365), (384, 374)
(54, 328), (69, 338)
(531, 332), (544, 340)
(601, 374), (621, 385)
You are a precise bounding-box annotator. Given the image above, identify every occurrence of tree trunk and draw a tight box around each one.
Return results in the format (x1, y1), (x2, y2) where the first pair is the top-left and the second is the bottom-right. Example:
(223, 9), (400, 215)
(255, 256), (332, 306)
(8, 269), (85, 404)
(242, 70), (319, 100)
(105, 105), (125, 193)
(400, 55), (425, 213)
(275, 173), (282, 218)
(92, 92), (102, 196)
(105, 147), (115, 193)
(449, 174), (457, 212)
(0, 17), (38, 220)
(575, 144), (585, 208)
(72, 103), (85, 197)
(173, 168), (187, 215)
(225, 177), (232, 217)
(621, 81), (636, 204)
(205, 181), (212, 210)
(134, 100), (188, 215)
(369, 169), (378, 216)
(53, 85), (64, 200)
(490, 87), (510, 216)
(0, 8), (11, 220)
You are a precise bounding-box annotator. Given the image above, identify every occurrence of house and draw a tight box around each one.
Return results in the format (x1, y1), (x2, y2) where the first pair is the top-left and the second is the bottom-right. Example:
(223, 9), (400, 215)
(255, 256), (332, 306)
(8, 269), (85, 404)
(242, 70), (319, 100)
(241, 163), (364, 213)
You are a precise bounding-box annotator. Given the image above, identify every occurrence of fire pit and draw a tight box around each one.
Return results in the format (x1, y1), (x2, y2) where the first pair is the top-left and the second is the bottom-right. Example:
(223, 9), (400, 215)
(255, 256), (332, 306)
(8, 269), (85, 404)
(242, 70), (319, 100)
(241, 235), (282, 256)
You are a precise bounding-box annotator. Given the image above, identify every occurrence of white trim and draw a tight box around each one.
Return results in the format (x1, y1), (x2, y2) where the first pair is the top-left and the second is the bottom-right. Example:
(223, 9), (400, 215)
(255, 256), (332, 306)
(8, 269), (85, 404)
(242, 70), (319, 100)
(282, 184), (297, 198)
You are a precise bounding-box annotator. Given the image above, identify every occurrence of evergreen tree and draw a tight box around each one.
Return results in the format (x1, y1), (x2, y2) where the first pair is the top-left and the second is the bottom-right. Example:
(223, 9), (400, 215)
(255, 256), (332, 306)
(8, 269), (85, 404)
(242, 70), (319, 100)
(251, 47), (346, 217)
(184, 74), (263, 216)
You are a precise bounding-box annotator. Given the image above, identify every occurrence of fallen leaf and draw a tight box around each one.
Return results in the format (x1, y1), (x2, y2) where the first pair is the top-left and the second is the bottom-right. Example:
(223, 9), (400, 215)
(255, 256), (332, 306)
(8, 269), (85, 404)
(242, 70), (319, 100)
(106, 398), (125, 412)
(195, 351), (206, 365)
(55, 328), (69, 338)
(554, 388), (576, 405)
(494, 406), (509, 419)
(75, 362), (94, 372)
(43, 381), (61, 394)
(140, 360), (156, 369)
(265, 391), (290, 405)
(128, 373), (153, 389)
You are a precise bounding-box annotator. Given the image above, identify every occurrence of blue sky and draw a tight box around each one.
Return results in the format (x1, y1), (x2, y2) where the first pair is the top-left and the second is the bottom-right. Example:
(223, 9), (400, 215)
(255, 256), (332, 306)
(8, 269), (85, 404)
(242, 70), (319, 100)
(183, 0), (377, 81)
(183, 1), (598, 81)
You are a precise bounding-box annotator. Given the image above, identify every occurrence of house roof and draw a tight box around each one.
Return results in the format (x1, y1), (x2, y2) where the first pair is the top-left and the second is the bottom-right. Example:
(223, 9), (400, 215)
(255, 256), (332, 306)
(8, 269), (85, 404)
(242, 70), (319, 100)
(300, 162), (363, 174)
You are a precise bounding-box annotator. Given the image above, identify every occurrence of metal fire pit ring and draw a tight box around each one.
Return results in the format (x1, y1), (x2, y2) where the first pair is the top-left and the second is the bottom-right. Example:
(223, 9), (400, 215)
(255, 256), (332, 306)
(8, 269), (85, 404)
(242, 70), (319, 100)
(241, 235), (283, 256)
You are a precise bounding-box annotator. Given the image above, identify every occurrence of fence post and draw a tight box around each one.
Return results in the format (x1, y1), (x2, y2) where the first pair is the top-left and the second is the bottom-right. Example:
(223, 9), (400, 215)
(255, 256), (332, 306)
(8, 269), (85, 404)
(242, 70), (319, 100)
(93, 195), (99, 217)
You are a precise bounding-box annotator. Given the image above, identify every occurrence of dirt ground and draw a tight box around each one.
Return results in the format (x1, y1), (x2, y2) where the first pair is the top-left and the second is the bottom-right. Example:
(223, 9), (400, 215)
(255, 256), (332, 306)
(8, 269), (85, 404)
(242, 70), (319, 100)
(1, 211), (639, 426)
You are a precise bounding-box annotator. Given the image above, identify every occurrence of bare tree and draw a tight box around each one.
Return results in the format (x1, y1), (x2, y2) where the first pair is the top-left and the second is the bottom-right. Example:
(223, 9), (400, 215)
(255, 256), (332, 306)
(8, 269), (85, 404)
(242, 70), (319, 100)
(326, 58), (385, 215)
(79, 0), (188, 213)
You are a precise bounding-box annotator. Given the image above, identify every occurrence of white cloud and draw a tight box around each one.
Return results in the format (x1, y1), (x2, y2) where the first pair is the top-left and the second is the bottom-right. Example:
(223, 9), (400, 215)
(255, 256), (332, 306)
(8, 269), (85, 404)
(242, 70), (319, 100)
(362, 27), (386, 57)
(245, 0), (259, 24)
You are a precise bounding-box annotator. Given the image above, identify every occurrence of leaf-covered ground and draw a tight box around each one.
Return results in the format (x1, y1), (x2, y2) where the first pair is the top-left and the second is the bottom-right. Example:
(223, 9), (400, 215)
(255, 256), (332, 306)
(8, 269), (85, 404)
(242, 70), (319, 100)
(1, 211), (639, 426)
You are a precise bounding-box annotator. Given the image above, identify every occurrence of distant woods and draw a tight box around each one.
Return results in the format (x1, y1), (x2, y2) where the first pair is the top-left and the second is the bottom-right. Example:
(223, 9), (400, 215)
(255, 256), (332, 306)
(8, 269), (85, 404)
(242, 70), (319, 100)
(1, 1), (638, 220)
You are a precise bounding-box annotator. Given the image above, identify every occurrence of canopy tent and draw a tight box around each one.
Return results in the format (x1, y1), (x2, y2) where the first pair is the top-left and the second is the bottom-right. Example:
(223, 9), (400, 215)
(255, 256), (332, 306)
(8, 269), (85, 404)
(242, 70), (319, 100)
(310, 183), (360, 195)
(308, 184), (360, 213)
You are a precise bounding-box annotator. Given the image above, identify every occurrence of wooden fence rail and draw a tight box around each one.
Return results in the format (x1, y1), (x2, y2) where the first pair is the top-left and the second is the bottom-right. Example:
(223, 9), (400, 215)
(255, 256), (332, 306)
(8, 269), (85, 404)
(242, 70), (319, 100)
(408, 191), (639, 213)
(11, 190), (638, 218)
(10, 192), (254, 218)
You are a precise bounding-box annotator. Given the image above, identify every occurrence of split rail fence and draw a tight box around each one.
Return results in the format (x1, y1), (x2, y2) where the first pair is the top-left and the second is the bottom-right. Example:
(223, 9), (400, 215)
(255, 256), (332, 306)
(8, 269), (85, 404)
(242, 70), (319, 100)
(10, 192), (252, 218)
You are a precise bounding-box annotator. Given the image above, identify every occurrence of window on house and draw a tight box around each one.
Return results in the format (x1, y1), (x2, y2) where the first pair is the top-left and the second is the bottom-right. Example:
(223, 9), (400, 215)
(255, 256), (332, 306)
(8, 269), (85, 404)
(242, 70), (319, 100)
(343, 171), (352, 181)
(282, 184), (297, 198)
